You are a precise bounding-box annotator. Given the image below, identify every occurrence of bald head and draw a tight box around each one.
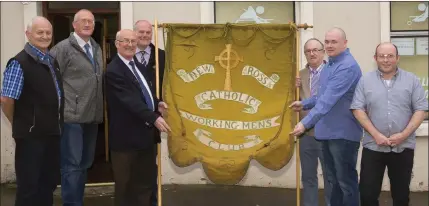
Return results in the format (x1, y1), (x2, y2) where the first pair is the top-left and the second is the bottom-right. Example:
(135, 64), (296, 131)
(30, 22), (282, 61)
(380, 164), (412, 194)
(326, 27), (347, 40)
(25, 16), (52, 52)
(375, 42), (398, 56)
(115, 29), (138, 60)
(134, 20), (153, 49)
(324, 27), (348, 57)
(374, 42), (400, 75)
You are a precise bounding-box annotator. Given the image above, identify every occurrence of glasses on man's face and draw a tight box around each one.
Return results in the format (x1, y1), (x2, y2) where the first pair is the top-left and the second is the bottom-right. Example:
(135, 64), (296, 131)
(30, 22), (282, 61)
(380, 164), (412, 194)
(77, 19), (95, 25)
(117, 39), (138, 45)
(377, 54), (396, 60)
(304, 48), (324, 55)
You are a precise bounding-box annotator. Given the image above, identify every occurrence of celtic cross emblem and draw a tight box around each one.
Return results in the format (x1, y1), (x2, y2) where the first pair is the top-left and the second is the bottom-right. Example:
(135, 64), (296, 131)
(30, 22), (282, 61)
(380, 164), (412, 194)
(215, 44), (243, 91)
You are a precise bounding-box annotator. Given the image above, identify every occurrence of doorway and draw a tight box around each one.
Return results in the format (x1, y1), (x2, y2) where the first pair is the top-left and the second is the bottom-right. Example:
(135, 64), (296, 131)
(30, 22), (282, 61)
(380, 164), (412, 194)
(43, 1), (120, 184)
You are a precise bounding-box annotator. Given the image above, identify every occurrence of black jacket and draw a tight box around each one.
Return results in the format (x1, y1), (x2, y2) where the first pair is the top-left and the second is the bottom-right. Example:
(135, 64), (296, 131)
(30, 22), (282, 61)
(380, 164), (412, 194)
(105, 54), (161, 151)
(9, 43), (64, 138)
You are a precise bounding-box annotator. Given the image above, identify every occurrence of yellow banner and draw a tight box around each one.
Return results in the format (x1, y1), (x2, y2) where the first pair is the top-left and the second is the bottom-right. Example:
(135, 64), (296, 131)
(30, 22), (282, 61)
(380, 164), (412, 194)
(163, 23), (297, 184)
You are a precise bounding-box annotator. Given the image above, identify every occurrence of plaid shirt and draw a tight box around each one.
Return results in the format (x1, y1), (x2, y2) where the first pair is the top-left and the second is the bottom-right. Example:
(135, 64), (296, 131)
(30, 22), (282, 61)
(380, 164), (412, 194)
(1, 44), (61, 107)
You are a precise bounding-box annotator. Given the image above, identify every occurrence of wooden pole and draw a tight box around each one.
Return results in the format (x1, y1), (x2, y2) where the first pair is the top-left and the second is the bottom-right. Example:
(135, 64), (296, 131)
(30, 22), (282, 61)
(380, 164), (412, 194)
(102, 18), (109, 162)
(154, 18), (162, 206)
(295, 26), (301, 206)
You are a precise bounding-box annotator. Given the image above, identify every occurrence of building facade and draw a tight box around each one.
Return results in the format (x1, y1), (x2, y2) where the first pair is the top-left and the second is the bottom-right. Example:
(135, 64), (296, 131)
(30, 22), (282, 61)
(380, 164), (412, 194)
(1, 1), (428, 191)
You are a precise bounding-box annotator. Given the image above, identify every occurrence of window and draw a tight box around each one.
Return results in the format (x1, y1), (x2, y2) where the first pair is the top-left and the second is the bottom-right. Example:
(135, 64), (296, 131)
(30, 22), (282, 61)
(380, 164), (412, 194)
(390, 2), (428, 120)
(214, 2), (295, 24)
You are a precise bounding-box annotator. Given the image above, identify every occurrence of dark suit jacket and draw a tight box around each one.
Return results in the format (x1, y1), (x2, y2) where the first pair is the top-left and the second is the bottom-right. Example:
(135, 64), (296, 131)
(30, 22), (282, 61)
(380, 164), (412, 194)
(133, 43), (165, 101)
(133, 43), (166, 144)
(105, 54), (161, 151)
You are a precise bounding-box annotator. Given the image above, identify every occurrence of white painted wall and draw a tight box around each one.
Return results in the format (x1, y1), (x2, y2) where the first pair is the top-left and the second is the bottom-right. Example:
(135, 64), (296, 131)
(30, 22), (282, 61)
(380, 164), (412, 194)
(1, 1), (26, 183)
(1, 2), (428, 192)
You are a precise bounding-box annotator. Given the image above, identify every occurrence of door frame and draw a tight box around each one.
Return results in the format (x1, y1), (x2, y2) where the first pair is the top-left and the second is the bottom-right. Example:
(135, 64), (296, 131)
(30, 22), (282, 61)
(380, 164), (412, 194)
(42, 2), (120, 186)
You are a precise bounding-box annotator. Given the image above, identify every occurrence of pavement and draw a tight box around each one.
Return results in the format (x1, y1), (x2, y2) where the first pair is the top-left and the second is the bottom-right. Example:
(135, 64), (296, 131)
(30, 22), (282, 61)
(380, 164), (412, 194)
(1, 184), (428, 206)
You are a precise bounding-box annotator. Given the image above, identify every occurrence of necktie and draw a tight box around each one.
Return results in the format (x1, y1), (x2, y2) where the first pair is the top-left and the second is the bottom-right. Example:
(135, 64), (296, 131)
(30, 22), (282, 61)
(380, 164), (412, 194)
(84, 43), (95, 69)
(310, 69), (320, 96)
(129, 61), (154, 111)
(140, 51), (147, 66)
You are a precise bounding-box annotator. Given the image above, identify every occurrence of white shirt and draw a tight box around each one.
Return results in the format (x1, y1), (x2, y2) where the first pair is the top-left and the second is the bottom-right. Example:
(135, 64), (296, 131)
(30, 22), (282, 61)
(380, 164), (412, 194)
(117, 53), (155, 111)
(73, 32), (93, 57)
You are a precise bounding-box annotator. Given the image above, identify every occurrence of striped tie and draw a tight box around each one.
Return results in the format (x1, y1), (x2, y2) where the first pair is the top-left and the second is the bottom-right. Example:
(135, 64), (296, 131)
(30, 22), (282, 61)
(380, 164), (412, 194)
(310, 69), (320, 96)
(140, 51), (147, 66)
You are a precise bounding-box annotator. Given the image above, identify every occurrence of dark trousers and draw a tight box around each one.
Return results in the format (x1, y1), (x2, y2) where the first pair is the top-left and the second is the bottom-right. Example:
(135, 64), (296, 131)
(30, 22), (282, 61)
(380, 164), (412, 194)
(359, 148), (414, 206)
(151, 145), (158, 206)
(321, 139), (360, 206)
(111, 147), (156, 206)
(14, 136), (60, 206)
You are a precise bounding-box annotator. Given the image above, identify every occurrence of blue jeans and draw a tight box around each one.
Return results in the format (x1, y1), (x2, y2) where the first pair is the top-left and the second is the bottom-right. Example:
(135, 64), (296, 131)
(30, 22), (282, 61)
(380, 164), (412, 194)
(60, 123), (98, 206)
(321, 139), (360, 206)
(300, 135), (332, 206)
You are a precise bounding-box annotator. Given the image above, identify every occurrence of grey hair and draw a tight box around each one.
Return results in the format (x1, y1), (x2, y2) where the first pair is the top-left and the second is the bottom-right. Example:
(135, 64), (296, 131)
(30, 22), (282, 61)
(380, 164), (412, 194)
(115, 31), (121, 40)
(133, 20), (152, 31)
(26, 16), (51, 32)
(73, 9), (93, 22)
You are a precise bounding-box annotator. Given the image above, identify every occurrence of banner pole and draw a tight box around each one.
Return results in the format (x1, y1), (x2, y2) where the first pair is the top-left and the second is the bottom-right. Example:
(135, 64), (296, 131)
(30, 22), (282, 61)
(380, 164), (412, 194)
(154, 18), (162, 206)
(295, 25), (301, 206)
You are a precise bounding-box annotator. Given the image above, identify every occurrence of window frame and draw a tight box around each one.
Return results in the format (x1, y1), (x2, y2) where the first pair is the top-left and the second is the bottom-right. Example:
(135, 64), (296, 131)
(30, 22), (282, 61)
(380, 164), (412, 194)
(383, 2), (428, 135)
(389, 2), (428, 33)
(213, 1), (296, 24)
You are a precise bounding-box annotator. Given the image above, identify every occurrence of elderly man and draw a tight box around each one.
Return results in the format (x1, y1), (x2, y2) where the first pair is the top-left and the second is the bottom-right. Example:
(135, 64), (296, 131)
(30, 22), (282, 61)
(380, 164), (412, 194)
(106, 29), (170, 206)
(133, 19), (166, 206)
(290, 27), (363, 206)
(1, 16), (64, 206)
(351, 42), (428, 206)
(296, 38), (332, 206)
(50, 9), (103, 206)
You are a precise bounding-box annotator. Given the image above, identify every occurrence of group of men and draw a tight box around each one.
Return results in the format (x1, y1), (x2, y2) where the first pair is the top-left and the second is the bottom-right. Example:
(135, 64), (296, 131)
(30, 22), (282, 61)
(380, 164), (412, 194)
(0, 8), (427, 206)
(1, 9), (167, 206)
(291, 28), (428, 206)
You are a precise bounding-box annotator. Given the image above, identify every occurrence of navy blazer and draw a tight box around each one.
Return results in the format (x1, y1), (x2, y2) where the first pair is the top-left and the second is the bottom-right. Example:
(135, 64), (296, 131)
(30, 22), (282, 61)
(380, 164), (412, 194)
(105, 54), (160, 151)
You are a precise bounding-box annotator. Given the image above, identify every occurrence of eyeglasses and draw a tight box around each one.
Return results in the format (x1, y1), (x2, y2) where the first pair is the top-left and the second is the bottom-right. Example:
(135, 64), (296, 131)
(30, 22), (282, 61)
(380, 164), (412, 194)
(304, 49), (324, 54)
(377, 54), (396, 60)
(76, 19), (95, 25)
(117, 39), (138, 45)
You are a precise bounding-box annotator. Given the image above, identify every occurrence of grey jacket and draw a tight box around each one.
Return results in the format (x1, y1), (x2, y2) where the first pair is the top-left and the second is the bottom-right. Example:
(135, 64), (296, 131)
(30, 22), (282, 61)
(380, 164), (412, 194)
(50, 33), (104, 124)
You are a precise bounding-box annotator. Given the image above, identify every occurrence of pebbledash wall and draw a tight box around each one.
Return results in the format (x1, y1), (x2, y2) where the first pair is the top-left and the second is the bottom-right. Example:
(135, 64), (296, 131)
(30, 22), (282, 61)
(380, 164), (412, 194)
(1, 2), (428, 191)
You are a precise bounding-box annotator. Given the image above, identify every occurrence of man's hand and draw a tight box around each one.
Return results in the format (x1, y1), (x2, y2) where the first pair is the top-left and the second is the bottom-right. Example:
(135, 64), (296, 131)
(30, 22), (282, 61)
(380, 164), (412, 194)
(296, 77), (301, 88)
(154, 117), (171, 133)
(290, 122), (305, 136)
(158, 101), (168, 117)
(389, 132), (407, 147)
(373, 133), (391, 146)
(289, 101), (303, 112)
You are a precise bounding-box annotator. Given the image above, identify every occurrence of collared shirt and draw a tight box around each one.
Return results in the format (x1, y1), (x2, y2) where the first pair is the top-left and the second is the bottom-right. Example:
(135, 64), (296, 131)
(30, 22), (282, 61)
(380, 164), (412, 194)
(350, 68), (428, 153)
(301, 48), (363, 142)
(117, 53), (154, 111)
(2, 43), (61, 107)
(73, 32), (93, 57)
(309, 62), (325, 93)
(135, 46), (151, 65)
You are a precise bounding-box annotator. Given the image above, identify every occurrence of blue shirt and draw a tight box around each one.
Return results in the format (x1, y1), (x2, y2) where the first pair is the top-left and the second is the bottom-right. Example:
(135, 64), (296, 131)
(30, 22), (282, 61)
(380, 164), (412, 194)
(1, 43), (61, 107)
(301, 48), (363, 142)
